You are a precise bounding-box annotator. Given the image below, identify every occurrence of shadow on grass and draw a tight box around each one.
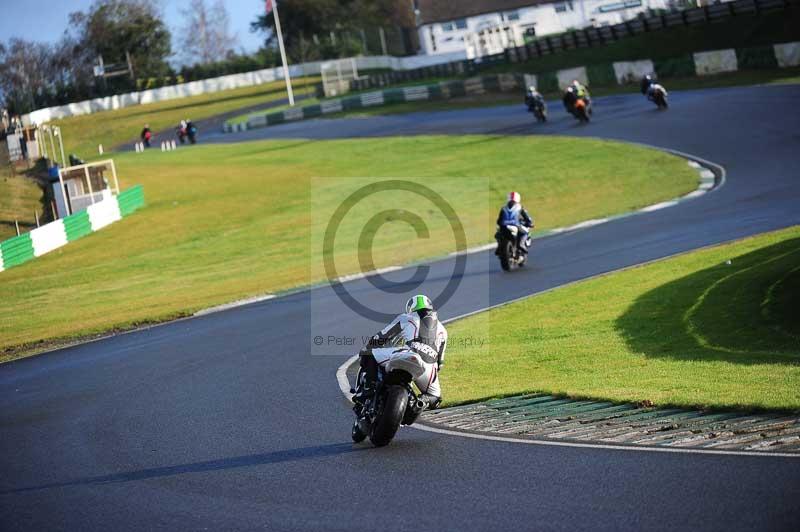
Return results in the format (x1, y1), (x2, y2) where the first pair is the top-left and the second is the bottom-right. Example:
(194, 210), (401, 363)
(615, 236), (800, 366)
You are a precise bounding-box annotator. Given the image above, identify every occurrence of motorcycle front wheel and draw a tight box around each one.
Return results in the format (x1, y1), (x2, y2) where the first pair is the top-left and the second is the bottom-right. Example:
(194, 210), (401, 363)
(369, 385), (409, 447)
(351, 419), (367, 443)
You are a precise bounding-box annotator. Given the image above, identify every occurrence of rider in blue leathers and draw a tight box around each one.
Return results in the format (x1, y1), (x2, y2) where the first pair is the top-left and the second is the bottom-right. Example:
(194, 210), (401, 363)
(496, 191), (534, 255)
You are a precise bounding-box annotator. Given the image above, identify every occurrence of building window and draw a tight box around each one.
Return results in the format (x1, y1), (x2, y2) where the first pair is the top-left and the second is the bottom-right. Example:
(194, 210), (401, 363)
(503, 11), (521, 21)
(442, 19), (467, 32)
(554, 2), (574, 13)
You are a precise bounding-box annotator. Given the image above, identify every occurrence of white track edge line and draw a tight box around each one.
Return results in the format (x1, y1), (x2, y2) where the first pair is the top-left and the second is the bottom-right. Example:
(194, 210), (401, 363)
(194, 294), (276, 316)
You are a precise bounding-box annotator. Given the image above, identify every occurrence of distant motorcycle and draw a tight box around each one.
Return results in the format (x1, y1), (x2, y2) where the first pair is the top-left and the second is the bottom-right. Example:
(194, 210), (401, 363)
(496, 224), (528, 271)
(641, 76), (668, 110)
(573, 98), (591, 122)
(351, 343), (435, 447)
(186, 122), (198, 144)
(526, 98), (547, 122)
(650, 85), (669, 109)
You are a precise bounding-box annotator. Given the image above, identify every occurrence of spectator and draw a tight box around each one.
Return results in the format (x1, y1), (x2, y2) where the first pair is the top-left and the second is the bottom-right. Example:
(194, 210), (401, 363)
(141, 124), (152, 147)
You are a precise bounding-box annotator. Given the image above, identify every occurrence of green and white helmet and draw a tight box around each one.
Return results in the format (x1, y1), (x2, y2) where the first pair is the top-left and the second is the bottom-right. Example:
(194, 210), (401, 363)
(406, 294), (433, 314)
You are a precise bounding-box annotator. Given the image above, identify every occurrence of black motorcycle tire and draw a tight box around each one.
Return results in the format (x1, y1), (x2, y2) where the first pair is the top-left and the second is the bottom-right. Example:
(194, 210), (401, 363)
(499, 238), (516, 272)
(369, 385), (408, 447)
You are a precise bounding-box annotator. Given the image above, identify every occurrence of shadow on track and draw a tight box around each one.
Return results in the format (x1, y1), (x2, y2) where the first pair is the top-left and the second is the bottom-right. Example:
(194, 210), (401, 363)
(1, 442), (365, 494)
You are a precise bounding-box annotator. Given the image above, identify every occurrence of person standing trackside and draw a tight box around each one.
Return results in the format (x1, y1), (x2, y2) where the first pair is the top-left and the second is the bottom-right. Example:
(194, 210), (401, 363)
(141, 124), (152, 148)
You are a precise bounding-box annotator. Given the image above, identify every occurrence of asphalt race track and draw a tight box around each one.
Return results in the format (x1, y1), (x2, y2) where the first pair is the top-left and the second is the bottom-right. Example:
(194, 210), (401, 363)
(2, 85), (800, 531)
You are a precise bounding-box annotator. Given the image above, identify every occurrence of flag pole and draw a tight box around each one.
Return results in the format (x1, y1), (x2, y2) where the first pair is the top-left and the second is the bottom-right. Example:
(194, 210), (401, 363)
(272, 0), (295, 106)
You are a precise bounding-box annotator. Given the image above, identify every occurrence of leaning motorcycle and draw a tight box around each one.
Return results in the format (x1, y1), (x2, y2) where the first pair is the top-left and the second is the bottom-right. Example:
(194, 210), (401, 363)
(528, 100), (547, 123)
(351, 343), (435, 447)
(496, 224), (528, 271)
(651, 85), (668, 109)
(573, 98), (591, 122)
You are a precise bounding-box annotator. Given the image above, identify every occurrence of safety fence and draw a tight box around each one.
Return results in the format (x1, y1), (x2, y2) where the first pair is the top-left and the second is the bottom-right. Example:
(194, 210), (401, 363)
(225, 41), (800, 133)
(350, 0), (795, 93)
(0, 185), (145, 273)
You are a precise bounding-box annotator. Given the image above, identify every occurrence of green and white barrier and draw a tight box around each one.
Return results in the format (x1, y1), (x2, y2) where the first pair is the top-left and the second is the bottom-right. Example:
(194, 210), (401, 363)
(0, 185), (144, 273)
(225, 41), (800, 133)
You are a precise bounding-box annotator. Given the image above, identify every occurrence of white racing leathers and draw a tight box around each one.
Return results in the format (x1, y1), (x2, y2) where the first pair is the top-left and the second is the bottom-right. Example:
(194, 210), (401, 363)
(370, 311), (447, 400)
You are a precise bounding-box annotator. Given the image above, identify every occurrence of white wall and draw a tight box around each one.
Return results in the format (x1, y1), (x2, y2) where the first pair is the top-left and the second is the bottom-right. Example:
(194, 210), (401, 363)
(21, 53), (467, 126)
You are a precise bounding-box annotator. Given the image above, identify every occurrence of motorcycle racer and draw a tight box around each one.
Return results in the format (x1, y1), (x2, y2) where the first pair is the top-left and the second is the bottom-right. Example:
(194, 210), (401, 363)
(353, 295), (447, 411)
(640, 75), (668, 103)
(496, 191), (534, 255)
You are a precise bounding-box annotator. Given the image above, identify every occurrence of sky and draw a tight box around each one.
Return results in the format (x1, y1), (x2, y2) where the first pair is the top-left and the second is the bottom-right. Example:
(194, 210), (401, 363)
(0, 0), (267, 60)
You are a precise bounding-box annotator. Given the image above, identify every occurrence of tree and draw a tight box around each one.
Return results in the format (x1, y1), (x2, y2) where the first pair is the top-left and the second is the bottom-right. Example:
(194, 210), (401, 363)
(0, 39), (52, 113)
(70, 0), (172, 82)
(179, 0), (238, 65)
(250, 0), (410, 62)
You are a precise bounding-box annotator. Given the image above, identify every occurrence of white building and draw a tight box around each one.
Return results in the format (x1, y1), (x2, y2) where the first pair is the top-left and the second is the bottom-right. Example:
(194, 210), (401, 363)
(415, 0), (671, 56)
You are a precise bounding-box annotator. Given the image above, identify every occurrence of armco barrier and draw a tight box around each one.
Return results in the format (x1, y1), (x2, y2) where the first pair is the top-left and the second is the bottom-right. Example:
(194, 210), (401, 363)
(228, 41), (800, 134)
(0, 185), (145, 273)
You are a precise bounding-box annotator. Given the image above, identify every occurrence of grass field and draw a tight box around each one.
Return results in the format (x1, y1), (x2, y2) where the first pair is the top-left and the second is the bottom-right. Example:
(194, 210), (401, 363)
(442, 226), (800, 411)
(0, 145), (43, 241)
(52, 76), (318, 158)
(0, 135), (697, 359)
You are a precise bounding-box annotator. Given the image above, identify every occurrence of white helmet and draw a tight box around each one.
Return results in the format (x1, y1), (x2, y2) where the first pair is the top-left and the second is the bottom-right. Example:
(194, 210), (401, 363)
(508, 191), (521, 203)
(406, 294), (433, 314)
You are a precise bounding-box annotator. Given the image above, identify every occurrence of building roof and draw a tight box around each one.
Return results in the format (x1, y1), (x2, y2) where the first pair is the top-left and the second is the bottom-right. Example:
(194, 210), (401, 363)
(417, 0), (555, 25)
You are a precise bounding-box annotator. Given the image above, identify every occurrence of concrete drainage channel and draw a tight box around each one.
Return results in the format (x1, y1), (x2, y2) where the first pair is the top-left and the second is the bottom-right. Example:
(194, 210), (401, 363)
(421, 395), (800, 455)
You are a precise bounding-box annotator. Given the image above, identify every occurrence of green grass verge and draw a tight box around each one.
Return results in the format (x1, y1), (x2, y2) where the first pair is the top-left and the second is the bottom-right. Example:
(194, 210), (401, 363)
(0, 135), (697, 359)
(0, 148), (43, 241)
(442, 226), (800, 412)
(52, 76), (319, 158)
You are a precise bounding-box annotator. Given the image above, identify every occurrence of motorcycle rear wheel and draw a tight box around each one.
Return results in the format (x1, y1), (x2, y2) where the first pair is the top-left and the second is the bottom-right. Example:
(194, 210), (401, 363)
(369, 386), (408, 447)
(499, 239), (514, 271)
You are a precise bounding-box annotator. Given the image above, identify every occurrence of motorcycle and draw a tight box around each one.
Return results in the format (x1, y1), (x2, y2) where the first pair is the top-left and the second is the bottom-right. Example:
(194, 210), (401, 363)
(527, 98), (547, 123)
(496, 224), (528, 271)
(187, 123), (198, 144)
(650, 85), (668, 109)
(351, 344), (434, 447)
(573, 98), (591, 122)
